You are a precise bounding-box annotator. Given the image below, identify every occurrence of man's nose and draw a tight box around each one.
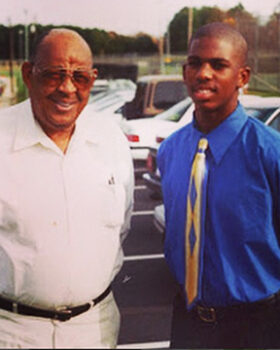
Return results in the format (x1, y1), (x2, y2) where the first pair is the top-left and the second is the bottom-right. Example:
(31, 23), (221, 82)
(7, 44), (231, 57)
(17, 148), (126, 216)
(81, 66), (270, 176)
(57, 75), (77, 93)
(197, 62), (213, 80)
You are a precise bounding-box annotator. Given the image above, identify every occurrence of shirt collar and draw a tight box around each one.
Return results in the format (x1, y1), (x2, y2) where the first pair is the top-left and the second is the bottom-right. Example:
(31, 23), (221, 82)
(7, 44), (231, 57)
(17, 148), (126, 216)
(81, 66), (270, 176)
(189, 102), (248, 164)
(13, 99), (53, 152)
(73, 105), (104, 145)
(13, 100), (102, 152)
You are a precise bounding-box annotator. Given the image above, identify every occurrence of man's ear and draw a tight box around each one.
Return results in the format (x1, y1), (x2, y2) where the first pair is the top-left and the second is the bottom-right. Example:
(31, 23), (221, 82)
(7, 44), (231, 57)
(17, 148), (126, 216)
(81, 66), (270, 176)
(92, 68), (98, 79)
(21, 62), (33, 88)
(182, 63), (187, 82)
(90, 68), (98, 88)
(237, 66), (251, 89)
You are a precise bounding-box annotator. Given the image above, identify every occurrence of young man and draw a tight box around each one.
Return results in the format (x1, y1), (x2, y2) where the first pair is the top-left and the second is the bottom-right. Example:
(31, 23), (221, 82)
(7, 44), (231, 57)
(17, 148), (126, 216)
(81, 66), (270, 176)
(0, 28), (134, 348)
(158, 22), (280, 348)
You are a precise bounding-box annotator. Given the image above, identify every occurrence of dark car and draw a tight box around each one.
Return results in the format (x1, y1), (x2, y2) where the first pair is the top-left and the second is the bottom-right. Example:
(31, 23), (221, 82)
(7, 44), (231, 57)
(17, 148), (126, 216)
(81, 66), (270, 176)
(142, 145), (162, 199)
(122, 75), (188, 120)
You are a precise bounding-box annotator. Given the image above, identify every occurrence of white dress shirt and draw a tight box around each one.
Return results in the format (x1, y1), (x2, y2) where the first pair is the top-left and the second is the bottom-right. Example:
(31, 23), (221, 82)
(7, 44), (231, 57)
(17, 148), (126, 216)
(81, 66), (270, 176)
(0, 99), (134, 310)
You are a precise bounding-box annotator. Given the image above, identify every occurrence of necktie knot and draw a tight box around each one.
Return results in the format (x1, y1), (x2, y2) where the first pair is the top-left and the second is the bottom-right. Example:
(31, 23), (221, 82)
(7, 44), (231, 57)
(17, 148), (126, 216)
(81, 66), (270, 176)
(198, 138), (208, 153)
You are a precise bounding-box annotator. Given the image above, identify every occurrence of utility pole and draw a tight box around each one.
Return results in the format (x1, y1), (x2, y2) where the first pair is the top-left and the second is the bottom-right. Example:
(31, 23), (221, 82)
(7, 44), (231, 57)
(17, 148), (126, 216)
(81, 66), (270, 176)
(18, 29), (24, 61)
(254, 22), (259, 75)
(8, 17), (15, 97)
(276, 3), (280, 90)
(166, 24), (171, 63)
(188, 7), (193, 45)
(159, 36), (165, 74)
(24, 9), (29, 60)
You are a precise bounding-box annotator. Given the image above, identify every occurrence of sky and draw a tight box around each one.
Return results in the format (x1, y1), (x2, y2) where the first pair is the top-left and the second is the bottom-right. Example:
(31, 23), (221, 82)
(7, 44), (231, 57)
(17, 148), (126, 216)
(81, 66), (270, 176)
(1, 0), (280, 37)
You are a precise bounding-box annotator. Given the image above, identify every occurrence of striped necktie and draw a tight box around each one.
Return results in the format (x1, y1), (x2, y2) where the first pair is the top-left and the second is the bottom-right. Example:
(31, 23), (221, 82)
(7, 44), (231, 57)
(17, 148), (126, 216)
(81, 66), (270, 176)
(185, 138), (208, 306)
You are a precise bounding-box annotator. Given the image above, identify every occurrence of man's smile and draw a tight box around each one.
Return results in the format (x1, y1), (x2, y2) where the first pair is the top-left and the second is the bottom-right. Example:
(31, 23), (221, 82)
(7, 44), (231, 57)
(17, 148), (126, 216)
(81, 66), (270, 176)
(192, 85), (217, 100)
(49, 97), (78, 112)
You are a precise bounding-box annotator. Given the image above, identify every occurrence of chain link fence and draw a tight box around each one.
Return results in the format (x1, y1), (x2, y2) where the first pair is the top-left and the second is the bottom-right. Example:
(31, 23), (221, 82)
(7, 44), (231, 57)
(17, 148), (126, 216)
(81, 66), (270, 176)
(94, 52), (280, 95)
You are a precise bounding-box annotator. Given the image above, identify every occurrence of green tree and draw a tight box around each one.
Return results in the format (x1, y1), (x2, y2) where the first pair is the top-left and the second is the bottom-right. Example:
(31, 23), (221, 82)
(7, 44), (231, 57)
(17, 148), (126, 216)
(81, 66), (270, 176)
(227, 3), (258, 52)
(259, 12), (280, 53)
(169, 6), (225, 53)
(0, 25), (10, 59)
(169, 7), (189, 53)
(134, 33), (158, 54)
(194, 6), (225, 30)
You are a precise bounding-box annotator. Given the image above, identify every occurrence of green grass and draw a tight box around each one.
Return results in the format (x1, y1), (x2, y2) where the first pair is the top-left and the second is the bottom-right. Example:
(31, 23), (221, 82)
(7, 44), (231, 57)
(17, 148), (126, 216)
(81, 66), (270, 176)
(247, 89), (280, 97)
(0, 64), (28, 103)
(15, 70), (28, 102)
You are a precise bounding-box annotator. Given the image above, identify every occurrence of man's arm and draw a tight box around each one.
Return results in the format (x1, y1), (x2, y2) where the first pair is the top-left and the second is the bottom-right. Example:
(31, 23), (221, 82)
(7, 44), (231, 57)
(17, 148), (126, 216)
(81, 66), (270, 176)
(114, 124), (135, 243)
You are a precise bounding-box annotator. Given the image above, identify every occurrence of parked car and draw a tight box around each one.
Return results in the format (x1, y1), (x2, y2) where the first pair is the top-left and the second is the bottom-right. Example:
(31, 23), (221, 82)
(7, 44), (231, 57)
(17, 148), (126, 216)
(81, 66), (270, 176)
(122, 74), (188, 120)
(89, 78), (136, 101)
(143, 145), (162, 199)
(143, 146), (162, 199)
(120, 97), (193, 175)
(145, 95), (280, 201)
(0, 77), (6, 97)
(87, 86), (136, 124)
(153, 203), (165, 235)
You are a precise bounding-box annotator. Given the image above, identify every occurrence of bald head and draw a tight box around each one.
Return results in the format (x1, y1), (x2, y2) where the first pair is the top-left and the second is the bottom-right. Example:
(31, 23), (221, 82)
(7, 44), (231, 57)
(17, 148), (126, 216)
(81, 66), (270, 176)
(30, 28), (93, 66)
(189, 22), (248, 67)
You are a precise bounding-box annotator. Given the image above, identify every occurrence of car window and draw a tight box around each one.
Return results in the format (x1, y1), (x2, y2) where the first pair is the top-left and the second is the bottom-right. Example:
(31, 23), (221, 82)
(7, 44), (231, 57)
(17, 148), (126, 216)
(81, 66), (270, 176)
(94, 97), (122, 111)
(134, 82), (147, 108)
(155, 99), (191, 121)
(245, 107), (277, 122)
(153, 81), (188, 109)
(115, 105), (124, 114)
(268, 113), (280, 132)
(165, 105), (190, 122)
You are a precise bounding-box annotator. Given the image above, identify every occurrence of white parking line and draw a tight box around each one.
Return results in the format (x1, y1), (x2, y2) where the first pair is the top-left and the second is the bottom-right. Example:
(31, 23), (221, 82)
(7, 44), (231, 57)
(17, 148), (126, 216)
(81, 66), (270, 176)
(117, 340), (170, 349)
(124, 254), (164, 261)
(134, 185), (147, 190)
(132, 210), (154, 216)
(122, 184), (166, 348)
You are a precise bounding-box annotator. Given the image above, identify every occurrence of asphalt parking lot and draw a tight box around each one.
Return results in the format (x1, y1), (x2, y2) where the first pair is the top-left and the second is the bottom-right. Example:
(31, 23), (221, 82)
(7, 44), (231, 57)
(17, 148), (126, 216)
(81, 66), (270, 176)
(113, 176), (177, 349)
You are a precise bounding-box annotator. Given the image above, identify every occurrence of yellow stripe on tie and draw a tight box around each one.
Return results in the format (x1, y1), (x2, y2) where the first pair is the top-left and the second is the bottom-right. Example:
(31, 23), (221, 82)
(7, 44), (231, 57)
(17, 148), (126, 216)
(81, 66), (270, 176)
(185, 138), (208, 306)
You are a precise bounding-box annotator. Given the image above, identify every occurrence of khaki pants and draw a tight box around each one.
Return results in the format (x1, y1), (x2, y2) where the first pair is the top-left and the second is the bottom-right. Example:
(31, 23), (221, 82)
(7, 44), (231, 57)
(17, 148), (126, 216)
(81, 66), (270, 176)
(0, 292), (120, 348)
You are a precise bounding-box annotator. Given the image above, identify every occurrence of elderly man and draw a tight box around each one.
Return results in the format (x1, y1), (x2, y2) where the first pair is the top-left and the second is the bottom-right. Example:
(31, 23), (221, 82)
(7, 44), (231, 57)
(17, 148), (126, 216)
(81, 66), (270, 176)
(0, 28), (134, 348)
(158, 22), (280, 348)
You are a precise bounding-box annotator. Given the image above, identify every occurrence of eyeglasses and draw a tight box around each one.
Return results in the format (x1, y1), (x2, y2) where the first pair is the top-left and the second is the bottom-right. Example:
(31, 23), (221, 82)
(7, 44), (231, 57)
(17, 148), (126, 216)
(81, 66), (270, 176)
(32, 66), (96, 90)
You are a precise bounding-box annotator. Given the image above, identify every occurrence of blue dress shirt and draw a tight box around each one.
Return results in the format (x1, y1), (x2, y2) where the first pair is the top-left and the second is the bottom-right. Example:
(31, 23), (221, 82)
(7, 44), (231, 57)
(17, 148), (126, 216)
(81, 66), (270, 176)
(157, 102), (280, 308)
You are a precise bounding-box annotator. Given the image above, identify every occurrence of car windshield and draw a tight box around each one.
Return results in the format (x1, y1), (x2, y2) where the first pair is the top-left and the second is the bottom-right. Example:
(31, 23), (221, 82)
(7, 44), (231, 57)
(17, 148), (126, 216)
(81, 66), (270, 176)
(93, 96), (123, 111)
(245, 107), (278, 122)
(153, 81), (188, 109)
(155, 99), (192, 122)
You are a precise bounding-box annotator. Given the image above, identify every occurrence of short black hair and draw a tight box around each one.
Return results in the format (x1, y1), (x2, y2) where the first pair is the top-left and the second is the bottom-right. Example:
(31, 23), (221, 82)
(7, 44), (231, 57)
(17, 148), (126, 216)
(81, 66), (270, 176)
(189, 22), (248, 66)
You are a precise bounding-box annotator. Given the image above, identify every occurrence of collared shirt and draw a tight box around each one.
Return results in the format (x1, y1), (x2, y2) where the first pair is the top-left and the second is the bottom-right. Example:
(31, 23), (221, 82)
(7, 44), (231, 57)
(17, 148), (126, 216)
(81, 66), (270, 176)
(157, 102), (280, 308)
(0, 99), (134, 310)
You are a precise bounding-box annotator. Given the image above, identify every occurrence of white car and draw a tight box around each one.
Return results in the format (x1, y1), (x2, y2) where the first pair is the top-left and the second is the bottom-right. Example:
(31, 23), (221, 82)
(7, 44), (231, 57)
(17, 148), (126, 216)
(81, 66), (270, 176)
(153, 203), (165, 235)
(151, 94), (280, 149)
(90, 79), (110, 97)
(152, 94), (280, 234)
(119, 98), (193, 173)
(89, 79), (136, 101)
(87, 89), (136, 124)
(120, 94), (269, 174)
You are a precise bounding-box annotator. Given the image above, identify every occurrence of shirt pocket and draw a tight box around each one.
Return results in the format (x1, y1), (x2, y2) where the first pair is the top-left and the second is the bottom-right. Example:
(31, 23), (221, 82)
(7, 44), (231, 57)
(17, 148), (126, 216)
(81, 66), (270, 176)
(97, 183), (126, 228)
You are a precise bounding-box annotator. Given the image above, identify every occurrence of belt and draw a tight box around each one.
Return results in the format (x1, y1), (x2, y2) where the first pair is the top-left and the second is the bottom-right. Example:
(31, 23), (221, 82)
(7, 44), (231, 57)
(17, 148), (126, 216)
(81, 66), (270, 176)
(194, 290), (280, 323)
(0, 285), (111, 322)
